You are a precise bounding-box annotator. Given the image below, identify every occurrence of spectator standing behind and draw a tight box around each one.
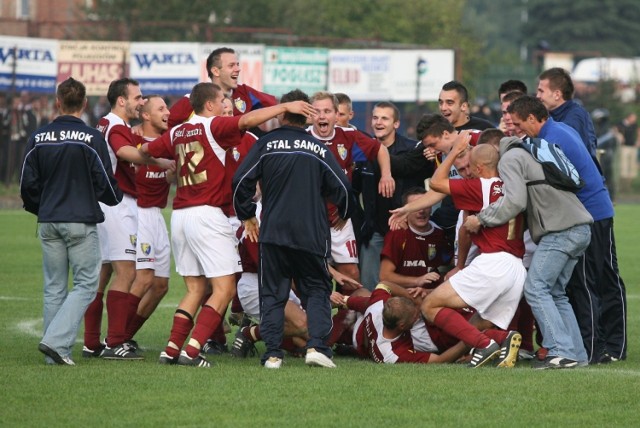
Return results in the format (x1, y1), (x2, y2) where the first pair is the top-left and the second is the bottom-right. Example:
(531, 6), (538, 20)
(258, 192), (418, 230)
(537, 68), (598, 159)
(508, 96), (627, 364)
(0, 92), (11, 182)
(7, 91), (37, 184)
(617, 112), (639, 193)
(20, 77), (122, 365)
(233, 89), (354, 369)
(335, 93), (355, 128)
(359, 102), (425, 290)
(465, 134), (593, 369)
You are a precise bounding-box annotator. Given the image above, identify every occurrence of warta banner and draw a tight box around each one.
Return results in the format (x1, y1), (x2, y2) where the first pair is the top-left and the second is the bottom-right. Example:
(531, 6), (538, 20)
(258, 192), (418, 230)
(57, 40), (129, 96)
(129, 42), (200, 95)
(0, 35), (58, 93)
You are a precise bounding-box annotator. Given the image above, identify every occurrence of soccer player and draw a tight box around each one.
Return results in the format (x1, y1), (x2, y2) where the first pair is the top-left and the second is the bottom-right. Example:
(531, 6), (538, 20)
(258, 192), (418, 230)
(21, 77), (122, 365)
(141, 83), (315, 367)
(84, 78), (171, 360)
(307, 91), (395, 283)
(396, 135), (527, 368)
(168, 47), (276, 127)
(379, 187), (453, 292)
(124, 95), (175, 346)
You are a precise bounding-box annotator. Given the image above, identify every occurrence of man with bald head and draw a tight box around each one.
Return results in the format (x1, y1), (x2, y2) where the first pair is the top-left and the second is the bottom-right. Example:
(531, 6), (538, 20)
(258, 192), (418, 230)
(418, 135), (527, 368)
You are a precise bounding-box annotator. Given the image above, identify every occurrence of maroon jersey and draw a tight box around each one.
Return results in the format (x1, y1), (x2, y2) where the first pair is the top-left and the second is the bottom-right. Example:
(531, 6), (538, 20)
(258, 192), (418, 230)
(237, 225), (258, 273)
(449, 177), (525, 258)
(354, 286), (433, 364)
(223, 131), (258, 216)
(381, 222), (453, 288)
(306, 125), (380, 179)
(132, 134), (171, 209)
(146, 114), (243, 210)
(306, 126), (380, 222)
(168, 85), (277, 127)
(96, 112), (137, 197)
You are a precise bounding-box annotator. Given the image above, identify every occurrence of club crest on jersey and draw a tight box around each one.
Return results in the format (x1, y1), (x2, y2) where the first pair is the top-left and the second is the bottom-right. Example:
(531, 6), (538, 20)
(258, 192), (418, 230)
(141, 243), (151, 256)
(129, 235), (137, 247)
(232, 147), (240, 162)
(337, 144), (347, 161)
(234, 98), (246, 113)
(428, 243), (437, 260)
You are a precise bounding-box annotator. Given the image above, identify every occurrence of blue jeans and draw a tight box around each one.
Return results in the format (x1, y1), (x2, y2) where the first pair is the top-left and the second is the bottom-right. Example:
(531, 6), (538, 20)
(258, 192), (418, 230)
(524, 224), (591, 363)
(39, 223), (100, 360)
(359, 232), (385, 291)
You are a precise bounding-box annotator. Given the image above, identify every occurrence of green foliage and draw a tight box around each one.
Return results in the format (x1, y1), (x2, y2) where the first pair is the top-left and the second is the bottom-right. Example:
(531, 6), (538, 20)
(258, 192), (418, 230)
(1, 206), (640, 426)
(522, 0), (640, 57)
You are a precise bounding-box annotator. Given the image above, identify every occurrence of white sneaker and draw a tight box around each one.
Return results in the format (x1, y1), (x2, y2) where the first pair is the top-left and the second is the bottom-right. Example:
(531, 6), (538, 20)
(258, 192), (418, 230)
(264, 356), (283, 369)
(305, 348), (336, 368)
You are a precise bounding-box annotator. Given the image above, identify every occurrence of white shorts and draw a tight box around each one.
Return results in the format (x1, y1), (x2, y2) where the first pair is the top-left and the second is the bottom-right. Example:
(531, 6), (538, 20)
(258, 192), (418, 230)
(450, 252), (526, 329)
(136, 206), (171, 277)
(98, 194), (137, 263)
(237, 272), (301, 319)
(171, 205), (242, 278)
(330, 219), (359, 264)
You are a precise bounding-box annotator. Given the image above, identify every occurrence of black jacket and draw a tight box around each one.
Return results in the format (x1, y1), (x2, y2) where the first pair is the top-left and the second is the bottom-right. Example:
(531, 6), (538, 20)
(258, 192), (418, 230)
(233, 125), (354, 257)
(20, 115), (122, 223)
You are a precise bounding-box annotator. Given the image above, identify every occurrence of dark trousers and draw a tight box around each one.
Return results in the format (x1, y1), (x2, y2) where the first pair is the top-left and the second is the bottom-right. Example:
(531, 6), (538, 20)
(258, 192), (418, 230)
(258, 243), (333, 363)
(567, 218), (627, 363)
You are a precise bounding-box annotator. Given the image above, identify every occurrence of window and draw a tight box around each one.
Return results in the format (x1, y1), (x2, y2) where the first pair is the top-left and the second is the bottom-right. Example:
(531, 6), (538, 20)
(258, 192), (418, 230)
(16, 0), (30, 19)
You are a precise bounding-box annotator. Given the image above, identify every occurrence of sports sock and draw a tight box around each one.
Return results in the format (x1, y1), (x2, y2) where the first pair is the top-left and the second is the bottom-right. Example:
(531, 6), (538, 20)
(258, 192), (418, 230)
(186, 305), (222, 358)
(484, 329), (508, 344)
(165, 314), (194, 358)
(124, 293), (142, 339)
(327, 309), (349, 346)
(84, 291), (104, 350)
(210, 320), (227, 345)
(242, 325), (260, 342)
(433, 307), (491, 349)
(105, 290), (130, 347)
(231, 294), (244, 313)
(125, 313), (148, 340)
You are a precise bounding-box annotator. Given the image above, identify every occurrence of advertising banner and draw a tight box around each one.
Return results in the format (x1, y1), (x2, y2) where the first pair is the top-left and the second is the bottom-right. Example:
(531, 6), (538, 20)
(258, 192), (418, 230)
(130, 42), (199, 95)
(0, 36), (58, 93)
(328, 49), (455, 102)
(57, 40), (129, 96)
(263, 47), (328, 98)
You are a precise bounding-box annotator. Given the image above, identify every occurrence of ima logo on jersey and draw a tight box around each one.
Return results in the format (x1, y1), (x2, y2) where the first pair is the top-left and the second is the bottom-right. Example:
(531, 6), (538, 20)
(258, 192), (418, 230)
(337, 144), (348, 160)
(141, 243), (152, 256)
(234, 98), (247, 113)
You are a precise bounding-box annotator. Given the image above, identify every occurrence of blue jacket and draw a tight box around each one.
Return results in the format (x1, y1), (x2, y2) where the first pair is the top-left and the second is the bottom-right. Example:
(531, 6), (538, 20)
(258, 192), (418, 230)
(20, 115), (122, 223)
(550, 100), (598, 158)
(539, 118), (613, 221)
(233, 125), (354, 257)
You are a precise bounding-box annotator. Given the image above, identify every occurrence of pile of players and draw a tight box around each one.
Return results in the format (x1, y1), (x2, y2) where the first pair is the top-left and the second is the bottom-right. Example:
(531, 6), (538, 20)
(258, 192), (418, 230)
(52, 46), (626, 370)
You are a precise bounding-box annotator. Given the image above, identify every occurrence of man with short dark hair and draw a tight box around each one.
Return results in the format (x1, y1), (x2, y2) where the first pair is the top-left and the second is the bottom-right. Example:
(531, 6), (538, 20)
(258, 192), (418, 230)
(169, 47), (277, 127)
(233, 89), (354, 369)
(439, 81), (494, 131)
(21, 77), (122, 365)
(507, 95), (627, 364)
(537, 67), (597, 158)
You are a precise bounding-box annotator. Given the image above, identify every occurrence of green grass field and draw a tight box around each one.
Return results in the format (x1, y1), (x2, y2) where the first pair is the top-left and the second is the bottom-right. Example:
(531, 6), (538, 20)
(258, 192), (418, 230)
(1, 206), (638, 427)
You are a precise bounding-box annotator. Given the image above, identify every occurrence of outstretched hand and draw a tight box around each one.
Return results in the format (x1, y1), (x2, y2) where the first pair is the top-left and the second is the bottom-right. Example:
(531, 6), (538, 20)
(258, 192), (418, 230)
(388, 207), (409, 231)
(285, 101), (317, 120)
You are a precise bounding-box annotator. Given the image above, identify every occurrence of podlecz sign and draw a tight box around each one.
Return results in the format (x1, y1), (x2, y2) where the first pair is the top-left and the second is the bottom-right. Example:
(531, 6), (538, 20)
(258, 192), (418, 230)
(263, 47), (328, 98)
(129, 42), (199, 95)
(328, 49), (455, 102)
(0, 36), (58, 93)
(57, 41), (129, 96)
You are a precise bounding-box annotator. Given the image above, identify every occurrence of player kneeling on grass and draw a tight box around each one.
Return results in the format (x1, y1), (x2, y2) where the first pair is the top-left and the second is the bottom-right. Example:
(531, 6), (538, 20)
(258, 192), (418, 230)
(389, 132), (527, 368)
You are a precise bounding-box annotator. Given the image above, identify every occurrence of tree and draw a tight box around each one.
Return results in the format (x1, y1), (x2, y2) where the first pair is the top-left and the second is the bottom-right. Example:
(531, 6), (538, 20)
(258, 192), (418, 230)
(522, 0), (640, 57)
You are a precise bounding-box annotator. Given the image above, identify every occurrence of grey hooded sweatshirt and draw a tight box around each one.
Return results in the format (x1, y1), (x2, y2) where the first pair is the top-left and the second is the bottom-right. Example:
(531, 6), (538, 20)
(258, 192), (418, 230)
(477, 136), (593, 244)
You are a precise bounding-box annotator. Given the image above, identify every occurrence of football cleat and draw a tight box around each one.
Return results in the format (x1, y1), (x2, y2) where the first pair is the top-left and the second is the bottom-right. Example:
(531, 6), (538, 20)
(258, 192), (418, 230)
(230, 328), (258, 358)
(158, 351), (178, 365)
(468, 340), (501, 368)
(177, 350), (211, 368)
(82, 344), (105, 358)
(101, 343), (144, 360)
(202, 340), (228, 355)
(496, 331), (522, 368)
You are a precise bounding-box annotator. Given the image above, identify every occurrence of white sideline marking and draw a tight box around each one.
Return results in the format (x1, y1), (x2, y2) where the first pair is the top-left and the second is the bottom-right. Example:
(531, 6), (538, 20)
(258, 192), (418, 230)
(0, 296), (33, 301)
(16, 318), (42, 338)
